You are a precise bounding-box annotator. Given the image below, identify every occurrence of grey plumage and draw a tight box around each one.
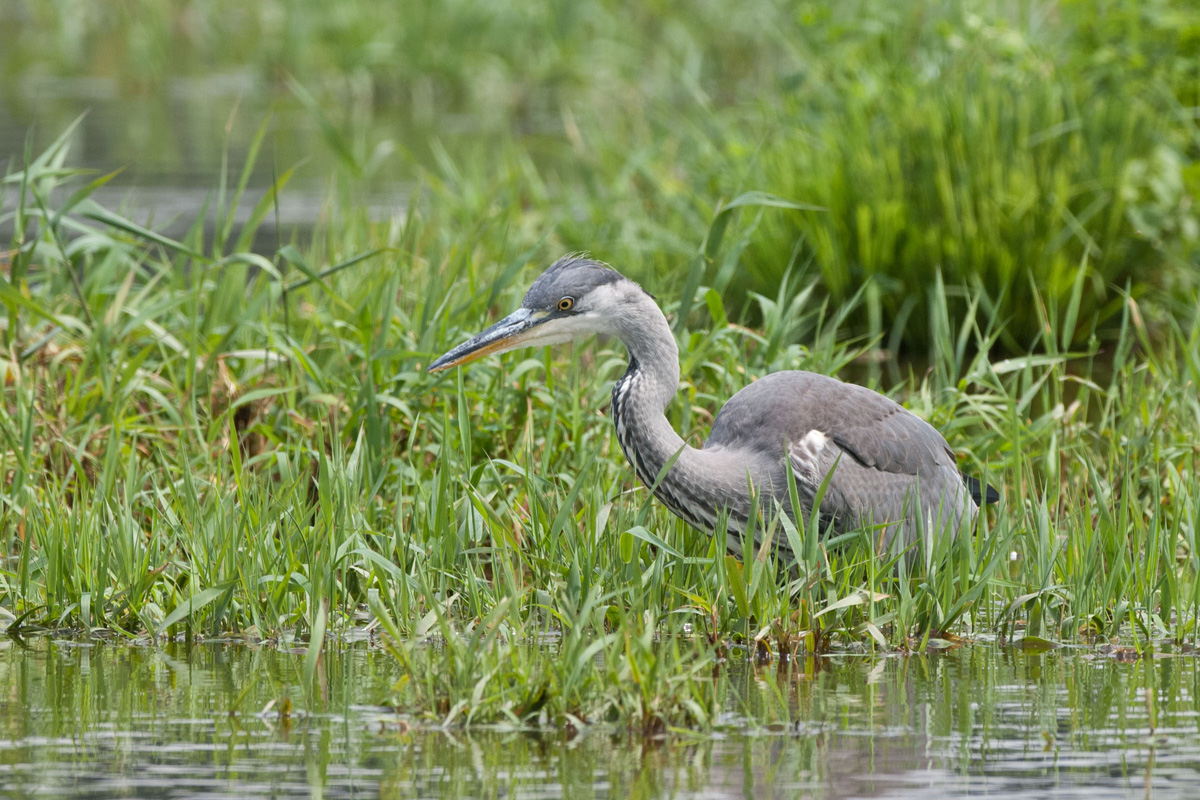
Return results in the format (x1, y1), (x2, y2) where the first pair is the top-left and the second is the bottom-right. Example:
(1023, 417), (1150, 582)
(429, 255), (997, 559)
(520, 257), (623, 309)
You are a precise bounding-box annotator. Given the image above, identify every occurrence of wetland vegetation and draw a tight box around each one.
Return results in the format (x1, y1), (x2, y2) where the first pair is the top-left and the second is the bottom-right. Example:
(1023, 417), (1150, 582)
(1, 0), (1200, 795)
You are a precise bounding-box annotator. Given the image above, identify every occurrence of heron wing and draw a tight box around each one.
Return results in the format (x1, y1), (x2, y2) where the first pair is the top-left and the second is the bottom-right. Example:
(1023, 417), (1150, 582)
(704, 371), (956, 477)
(704, 371), (974, 549)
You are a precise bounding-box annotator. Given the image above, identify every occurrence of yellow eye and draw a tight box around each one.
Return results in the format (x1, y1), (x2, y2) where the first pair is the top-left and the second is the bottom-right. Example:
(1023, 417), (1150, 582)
(558, 297), (574, 311)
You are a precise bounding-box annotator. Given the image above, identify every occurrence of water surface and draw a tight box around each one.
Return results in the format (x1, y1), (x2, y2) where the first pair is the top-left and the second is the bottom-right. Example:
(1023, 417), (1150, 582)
(1, 638), (1196, 798)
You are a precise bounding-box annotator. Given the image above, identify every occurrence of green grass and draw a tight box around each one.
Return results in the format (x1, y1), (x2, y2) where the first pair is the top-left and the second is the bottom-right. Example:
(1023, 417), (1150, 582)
(1, 117), (1198, 730)
(2, 0), (1200, 731)
(4, 0), (1198, 352)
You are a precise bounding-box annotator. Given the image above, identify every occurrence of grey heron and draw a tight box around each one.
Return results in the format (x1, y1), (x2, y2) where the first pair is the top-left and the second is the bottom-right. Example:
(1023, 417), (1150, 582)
(429, 256), (998, 558)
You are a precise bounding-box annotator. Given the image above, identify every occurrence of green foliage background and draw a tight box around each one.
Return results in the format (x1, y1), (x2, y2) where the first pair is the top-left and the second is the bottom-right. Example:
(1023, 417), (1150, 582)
(4, 0), (1199, 351)
(1, 0), (1198, 727)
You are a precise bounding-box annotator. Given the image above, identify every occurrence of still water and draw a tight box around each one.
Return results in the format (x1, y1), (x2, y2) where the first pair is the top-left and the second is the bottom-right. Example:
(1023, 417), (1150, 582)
(0, 637), (1196, 799)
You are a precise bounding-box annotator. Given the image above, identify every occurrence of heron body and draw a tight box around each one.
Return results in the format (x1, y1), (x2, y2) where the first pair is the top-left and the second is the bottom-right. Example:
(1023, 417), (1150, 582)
(429, 256), (997, 558)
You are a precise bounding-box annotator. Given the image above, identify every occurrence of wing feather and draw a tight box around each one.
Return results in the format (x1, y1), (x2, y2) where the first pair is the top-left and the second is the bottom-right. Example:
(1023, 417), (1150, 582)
(705, 371), (955, 477)
(705, 371), (974, 549)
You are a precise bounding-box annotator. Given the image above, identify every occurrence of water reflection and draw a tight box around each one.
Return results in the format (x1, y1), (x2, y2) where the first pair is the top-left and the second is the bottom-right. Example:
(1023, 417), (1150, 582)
(0, 91), (408, 255)
(0, 638), (1196, 798)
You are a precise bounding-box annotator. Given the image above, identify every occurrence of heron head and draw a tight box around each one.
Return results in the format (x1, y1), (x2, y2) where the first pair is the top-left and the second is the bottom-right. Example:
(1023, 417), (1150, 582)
(428, 255), (634, 372)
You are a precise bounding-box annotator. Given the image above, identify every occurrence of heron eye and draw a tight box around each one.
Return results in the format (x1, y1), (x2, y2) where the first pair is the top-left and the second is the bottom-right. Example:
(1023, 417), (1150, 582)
(558, 297), (574, 311)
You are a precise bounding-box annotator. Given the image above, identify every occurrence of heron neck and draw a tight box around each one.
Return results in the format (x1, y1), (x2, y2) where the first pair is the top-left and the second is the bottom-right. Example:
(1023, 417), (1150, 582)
(608, 293), (723, 528)
(609, 292), (686, 465)
(611, 294), (681, 413)
(605, 286), (761, 538)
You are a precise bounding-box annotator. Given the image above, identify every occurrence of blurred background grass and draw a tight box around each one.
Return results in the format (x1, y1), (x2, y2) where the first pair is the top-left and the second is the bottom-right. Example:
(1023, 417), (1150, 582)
(4, 0), (1198, 355)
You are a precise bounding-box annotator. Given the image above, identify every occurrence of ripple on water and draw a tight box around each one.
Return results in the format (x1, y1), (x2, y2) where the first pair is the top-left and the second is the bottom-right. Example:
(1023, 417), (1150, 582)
(0, 639), (1196, 799)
